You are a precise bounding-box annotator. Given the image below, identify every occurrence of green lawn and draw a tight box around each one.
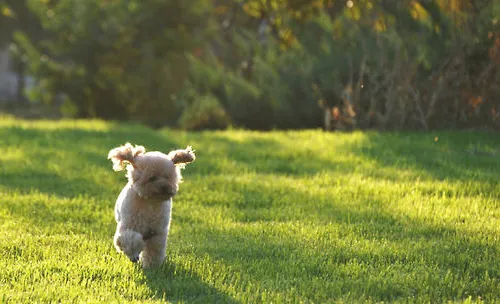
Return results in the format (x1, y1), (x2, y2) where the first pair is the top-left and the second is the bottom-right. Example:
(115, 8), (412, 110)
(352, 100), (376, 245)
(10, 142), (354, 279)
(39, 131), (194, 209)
(0, 117), (499, 303)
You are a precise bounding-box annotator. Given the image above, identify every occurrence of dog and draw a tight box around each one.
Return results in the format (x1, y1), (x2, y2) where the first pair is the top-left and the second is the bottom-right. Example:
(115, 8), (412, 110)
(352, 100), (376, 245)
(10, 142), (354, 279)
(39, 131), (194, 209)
(108, 143), (195, 268)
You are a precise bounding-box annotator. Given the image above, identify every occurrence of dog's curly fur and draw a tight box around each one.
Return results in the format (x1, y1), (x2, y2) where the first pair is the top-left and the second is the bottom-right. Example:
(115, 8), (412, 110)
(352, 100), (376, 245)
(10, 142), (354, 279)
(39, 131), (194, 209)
(108, 143), (195, 268)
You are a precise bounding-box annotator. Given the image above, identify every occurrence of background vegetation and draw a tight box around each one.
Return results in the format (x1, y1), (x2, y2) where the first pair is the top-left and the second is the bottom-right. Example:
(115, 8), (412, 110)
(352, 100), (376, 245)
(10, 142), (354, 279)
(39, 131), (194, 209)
(0, 117), (499, 302)
(1, 0), (499, 130)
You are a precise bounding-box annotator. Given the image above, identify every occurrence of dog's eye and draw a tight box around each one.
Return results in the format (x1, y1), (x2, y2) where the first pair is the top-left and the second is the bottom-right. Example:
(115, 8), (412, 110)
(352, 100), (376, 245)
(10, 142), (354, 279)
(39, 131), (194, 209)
(148, 176), (157, 182)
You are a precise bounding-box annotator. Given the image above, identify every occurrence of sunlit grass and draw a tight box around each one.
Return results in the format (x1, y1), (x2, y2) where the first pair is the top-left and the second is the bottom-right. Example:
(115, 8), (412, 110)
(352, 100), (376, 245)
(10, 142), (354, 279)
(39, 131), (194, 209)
(0, 119), (499, 303)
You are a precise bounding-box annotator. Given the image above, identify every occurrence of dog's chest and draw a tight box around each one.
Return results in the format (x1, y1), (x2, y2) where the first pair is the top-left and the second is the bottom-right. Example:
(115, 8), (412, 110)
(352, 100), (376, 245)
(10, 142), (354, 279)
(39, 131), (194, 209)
(118, 195), (172, 235)
(138, 200), (170, 226)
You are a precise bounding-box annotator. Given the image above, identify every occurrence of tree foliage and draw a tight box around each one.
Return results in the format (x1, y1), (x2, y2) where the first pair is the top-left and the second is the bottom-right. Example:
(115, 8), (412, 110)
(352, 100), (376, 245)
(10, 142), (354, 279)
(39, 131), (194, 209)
(5, 0), (500, 130)
(11, 0), (211, 126)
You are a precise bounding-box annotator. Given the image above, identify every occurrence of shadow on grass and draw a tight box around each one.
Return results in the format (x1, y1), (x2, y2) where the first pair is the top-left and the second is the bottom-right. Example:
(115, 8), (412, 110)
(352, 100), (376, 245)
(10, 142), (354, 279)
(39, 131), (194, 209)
(0, 123), (194, 195)
(139, 260), (240, 304)
(348, 131), (500, 182)
(180, 219), (497, 302)
(178, 131), (357, 177)
(179, 129), (500, 185)
(3, 123), (499, 187)
(176, 179), (498, 302)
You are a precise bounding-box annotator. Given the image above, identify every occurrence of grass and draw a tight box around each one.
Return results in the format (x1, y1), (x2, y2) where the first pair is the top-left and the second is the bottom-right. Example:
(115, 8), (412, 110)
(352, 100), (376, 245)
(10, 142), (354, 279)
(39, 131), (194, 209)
(0, 117), (499, 303)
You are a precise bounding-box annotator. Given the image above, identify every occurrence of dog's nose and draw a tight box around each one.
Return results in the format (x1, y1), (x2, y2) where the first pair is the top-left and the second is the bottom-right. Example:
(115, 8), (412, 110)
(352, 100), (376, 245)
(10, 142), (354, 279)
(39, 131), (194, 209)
(161, 185), (169, 194)
(130, 256), (139, 263)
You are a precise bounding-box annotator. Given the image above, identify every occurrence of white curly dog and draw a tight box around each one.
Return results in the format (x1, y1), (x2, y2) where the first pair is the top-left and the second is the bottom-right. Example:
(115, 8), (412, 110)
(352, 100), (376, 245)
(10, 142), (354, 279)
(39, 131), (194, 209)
(108, 143), (195, 268)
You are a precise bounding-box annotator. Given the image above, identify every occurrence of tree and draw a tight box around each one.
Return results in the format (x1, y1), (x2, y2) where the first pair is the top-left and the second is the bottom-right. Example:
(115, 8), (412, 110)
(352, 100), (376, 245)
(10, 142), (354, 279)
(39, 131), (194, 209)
(15, 0), (212, 126)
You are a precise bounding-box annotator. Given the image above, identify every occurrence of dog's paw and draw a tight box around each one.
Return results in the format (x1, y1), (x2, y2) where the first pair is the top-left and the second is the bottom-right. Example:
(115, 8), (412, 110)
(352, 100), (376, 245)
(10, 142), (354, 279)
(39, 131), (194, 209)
(114, 229), (145, 262)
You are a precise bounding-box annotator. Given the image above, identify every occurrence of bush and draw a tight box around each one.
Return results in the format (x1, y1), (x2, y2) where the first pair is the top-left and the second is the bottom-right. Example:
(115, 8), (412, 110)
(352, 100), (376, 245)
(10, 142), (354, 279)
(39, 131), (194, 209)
(178, 95), (231, 130)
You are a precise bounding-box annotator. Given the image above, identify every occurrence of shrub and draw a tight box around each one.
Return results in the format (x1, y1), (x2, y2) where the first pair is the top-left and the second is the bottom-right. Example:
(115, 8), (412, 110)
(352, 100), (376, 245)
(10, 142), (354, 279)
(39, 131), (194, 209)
(178, 95), (231, 130)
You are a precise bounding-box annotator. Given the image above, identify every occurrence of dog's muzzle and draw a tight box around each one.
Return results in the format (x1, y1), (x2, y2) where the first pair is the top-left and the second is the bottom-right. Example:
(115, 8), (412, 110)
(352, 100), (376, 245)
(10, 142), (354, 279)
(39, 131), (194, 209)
(160, 185), (176, 197)
(129, 256), (139, 263)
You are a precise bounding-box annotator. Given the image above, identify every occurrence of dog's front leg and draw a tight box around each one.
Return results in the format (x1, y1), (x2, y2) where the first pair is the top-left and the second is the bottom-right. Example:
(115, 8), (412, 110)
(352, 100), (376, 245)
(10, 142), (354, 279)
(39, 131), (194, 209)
(114, 229), (145, 263)
(140, 234), (167, 268)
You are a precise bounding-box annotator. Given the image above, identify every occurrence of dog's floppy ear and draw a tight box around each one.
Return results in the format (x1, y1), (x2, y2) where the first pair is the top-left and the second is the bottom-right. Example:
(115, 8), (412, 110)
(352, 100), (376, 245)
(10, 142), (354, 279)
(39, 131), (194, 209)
(108, 143), (145, 171)
(167, 146), (195, 166)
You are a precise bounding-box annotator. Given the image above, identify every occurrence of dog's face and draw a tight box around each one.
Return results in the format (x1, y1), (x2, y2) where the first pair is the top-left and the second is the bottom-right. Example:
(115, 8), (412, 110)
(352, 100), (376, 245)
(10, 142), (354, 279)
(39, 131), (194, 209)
(130, 152), (179, 200)
(108, 143), (195, 200)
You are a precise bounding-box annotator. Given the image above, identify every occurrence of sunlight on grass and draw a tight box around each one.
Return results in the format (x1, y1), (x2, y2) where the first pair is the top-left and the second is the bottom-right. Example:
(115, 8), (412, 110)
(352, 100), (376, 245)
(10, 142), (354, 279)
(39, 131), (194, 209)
(0, 119), (499, 303)
(0, 116), (113, 131)
(1, 147), (25, 162)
